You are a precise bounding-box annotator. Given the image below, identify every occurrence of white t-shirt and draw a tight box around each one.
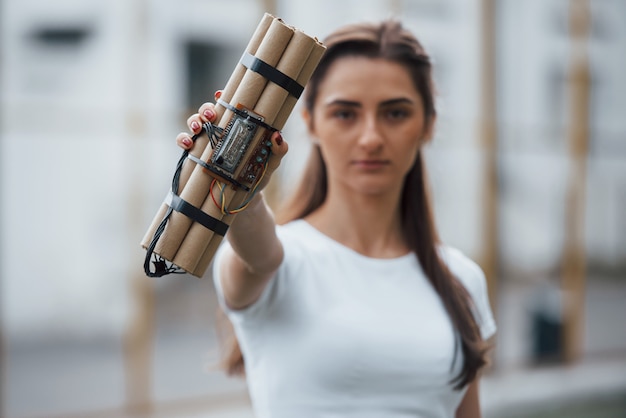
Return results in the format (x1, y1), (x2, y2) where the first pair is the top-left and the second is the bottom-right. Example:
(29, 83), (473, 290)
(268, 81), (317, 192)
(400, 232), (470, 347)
(213, 220), (496, 418)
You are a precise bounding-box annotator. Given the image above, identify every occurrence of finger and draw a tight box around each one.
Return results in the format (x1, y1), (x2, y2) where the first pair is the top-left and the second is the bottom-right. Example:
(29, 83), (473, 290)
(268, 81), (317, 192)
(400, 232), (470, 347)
(186, 114), (203, 135)
(267, 131), (288, 173)
(176, 132), (194, 150)
(271, 131), (288, 157)
(198, 102), (217, 123)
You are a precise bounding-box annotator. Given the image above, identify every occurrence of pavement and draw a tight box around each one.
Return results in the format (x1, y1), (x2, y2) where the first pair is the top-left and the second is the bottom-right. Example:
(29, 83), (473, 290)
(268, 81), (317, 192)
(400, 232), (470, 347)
(4, 275), (626, 418)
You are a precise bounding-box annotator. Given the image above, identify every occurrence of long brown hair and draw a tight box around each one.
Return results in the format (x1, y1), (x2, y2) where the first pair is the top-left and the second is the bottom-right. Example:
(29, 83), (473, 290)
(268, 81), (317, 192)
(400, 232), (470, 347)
(221, 19), (490, 389)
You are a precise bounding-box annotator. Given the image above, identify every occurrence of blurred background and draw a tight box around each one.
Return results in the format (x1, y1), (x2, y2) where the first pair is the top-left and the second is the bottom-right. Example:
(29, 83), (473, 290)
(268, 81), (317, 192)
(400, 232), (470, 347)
(1, 0), (625, 417)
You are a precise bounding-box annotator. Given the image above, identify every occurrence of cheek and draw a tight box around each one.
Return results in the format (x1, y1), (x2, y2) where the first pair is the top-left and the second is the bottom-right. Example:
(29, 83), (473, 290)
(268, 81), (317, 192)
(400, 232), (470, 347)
(405, 147), (421, 172)
(313, 123), (353, 162)
(395, 135), (423, 172)
(400, 148), (419, 173)
(317, 140), (342, 169)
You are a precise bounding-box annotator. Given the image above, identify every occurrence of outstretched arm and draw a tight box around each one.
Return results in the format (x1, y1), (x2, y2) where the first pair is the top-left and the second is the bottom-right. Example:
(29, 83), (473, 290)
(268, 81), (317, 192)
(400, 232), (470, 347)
(219, 193), (284, 309)
(177, 99), (289, 309)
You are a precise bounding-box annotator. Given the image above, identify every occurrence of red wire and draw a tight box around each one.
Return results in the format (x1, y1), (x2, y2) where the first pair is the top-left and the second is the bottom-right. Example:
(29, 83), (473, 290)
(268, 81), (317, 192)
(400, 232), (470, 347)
(209, 179), (222, 210)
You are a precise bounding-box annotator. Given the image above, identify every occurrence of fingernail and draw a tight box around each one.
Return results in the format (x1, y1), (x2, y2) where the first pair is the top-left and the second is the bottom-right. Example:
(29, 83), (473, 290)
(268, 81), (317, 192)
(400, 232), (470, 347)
(275, 133), (283, 146)
(215, 90), (222, 99)
(182, 137), (192, 147)
(191, 121), (200, 131)
(204, 109), (215, 119)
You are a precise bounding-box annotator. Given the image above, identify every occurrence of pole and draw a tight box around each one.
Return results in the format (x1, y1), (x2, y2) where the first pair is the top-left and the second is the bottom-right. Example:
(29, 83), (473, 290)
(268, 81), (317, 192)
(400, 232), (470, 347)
(260, 0), (278, 15)
(562, 0), (590, 364)
(479, 0), (500, 328)
(389, 0), (402, 16)
(123, 0), (154, 414)
(0, 0), (6, 410)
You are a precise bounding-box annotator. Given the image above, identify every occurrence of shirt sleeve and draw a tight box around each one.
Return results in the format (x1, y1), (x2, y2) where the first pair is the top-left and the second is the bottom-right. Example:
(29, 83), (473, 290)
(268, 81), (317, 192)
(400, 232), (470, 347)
(469, 263), (497, 341)
(441, 246), (497, 341)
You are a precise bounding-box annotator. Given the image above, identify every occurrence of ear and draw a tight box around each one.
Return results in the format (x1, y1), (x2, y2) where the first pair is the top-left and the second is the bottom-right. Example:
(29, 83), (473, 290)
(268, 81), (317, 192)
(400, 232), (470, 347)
(301, 108), (319, 145)
(421, 114), (437, 144)
(301, 108), (314, 134)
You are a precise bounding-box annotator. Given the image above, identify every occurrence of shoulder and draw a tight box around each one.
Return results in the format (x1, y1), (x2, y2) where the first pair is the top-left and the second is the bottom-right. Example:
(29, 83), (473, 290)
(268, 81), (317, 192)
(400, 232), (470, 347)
(438, 245), (497, 340)
(438, 245), (485, 290)
(276, 219), (333, 259)
(276, 219), (317, 241)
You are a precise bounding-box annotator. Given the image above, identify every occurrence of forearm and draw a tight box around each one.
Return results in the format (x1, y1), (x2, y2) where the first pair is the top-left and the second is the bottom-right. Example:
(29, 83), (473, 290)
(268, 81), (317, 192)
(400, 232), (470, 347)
(227, 192), (284, 275)
(218, 192), (284, 310)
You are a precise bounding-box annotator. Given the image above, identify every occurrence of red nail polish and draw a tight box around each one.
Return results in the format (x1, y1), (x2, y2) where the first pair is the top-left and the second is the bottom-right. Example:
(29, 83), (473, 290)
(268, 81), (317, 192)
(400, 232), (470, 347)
(215, 90), (222, 99)
(204, 109), (215, 119)
(275, 133), (283, 146)
(182, 137), (192, 147)
(191, 121), (200, 131)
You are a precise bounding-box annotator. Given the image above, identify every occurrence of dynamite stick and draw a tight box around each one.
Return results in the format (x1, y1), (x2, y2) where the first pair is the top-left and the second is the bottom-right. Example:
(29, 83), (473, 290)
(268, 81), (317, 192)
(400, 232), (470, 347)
(142, 14), (325, 278)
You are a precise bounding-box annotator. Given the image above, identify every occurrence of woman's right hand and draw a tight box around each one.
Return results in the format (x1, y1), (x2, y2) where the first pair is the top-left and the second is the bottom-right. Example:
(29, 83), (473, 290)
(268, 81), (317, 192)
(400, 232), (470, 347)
(175, 93), (289, 192)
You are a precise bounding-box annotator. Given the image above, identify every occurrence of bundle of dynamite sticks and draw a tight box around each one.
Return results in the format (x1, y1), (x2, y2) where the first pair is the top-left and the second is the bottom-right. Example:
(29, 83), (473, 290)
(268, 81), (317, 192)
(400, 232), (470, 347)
(141, 14), (326, 278)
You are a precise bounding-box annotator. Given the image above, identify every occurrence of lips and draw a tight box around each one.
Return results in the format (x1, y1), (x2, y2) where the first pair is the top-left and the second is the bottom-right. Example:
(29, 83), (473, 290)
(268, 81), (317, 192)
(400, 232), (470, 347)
(352, 159), (390, 169)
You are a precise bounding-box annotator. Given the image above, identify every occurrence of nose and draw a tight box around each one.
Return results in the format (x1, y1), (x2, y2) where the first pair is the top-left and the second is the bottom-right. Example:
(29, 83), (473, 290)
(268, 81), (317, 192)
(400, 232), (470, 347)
(357, 114), (384, 152)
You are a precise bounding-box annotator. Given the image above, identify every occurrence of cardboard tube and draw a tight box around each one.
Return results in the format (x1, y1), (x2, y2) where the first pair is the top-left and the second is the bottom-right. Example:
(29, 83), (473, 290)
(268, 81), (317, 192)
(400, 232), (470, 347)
(152, 17), (294, 261)
(191, 233), (223, 277)
(141, 13), (274, 250)
(224, 18), (295, 112)
(173, 30), (317, 272)
(250, 30), (316, 123)
(274, 39), (326, 128)
(215, 13), (275, 120)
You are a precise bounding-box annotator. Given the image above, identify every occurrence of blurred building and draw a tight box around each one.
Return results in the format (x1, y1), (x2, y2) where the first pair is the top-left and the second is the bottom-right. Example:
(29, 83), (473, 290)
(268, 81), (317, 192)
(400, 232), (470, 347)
(496, 0), (626, 275)
(1, 0), (625, 417)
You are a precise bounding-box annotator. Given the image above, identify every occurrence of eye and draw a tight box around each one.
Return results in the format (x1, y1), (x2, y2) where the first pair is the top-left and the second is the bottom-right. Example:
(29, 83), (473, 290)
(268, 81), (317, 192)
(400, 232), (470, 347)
(385, 108), (410, 120)
(333, 109), (355, 120)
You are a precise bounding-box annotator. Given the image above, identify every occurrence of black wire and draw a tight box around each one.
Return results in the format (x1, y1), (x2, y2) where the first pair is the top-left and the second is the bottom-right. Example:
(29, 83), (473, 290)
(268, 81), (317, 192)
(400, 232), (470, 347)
(205, 122), (222, 148)
(143, 125), (219, 277)
(143, 151), (188, 277)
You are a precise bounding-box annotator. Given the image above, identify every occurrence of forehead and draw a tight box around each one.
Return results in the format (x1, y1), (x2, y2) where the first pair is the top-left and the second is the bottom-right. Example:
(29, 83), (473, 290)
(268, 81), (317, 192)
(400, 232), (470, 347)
(316, 56), (421, 104)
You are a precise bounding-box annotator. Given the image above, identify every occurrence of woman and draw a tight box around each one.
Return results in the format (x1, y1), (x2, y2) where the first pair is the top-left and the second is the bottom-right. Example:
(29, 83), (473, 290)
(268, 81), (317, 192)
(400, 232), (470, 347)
(178, 19), (496, 418)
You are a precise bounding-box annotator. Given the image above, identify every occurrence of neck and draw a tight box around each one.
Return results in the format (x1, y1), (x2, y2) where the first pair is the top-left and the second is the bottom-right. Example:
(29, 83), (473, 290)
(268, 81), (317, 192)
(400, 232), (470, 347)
(305, 184), (408, 258)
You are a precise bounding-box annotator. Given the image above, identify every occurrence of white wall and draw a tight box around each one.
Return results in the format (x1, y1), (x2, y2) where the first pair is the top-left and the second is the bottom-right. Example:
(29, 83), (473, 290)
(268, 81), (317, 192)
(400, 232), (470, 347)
(0, 0), (266, 340)
(1, 0), (624, 341)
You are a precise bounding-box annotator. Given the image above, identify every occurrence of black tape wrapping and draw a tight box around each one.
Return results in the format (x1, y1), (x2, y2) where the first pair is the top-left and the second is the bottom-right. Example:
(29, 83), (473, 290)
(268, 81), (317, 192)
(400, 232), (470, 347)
(240, 52), (304, 98)
(165, 191), (229, 236)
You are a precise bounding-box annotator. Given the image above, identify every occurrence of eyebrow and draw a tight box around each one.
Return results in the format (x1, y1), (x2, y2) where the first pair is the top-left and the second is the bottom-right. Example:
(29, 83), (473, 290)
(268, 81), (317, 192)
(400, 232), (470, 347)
(325, 97), (415, 108)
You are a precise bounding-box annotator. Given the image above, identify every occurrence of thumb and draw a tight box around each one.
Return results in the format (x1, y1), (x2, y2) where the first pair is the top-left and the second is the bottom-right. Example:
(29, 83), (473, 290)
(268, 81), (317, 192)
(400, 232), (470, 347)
(253, 131), (288, 192)
(266, 131), (288, 175)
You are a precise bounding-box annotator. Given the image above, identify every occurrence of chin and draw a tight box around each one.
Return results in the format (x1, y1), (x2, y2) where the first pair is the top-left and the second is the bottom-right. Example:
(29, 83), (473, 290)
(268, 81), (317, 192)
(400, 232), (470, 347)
(353, 182), (396, 196)
(340, 173), (403, 197)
